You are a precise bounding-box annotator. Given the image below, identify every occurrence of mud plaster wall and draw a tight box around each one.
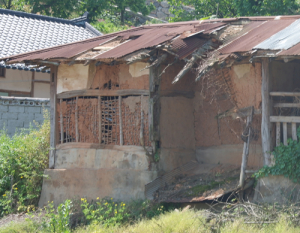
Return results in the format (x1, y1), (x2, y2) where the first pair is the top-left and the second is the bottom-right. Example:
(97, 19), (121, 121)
(159, 96), (196, 172)
(194, 64), (263, 167)
(160, 60), (195, 92)
(90, 62), (149, 90)
(57, 64), (89, 94)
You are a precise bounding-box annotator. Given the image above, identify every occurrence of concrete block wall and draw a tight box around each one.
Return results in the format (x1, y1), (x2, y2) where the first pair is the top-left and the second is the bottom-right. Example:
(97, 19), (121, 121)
(0, 96), (50, 136)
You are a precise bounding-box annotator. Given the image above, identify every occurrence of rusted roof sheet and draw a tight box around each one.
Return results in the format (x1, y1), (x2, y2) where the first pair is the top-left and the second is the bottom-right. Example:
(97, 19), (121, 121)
(5, 16), (300, 63)
(96, 25), (196, 59)
(7, 35), (116, 62)
(279, 42), (300, 55)
(172, 37), (207, 59)
(219, 20), (295, 54)
(194, 22), (226, 34)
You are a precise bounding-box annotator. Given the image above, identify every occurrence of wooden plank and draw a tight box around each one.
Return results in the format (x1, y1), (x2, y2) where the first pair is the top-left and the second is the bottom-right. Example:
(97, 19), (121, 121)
(292, 122), (297, 141)
(276, 122), (281, 147)
(33, 80), (51, 83)
(239, 107), (253, 190)
(261, 58), (271, 166)
(149, 63), (155, 93)
(274, 103), (300, 108)
(283, 122), (288, 146)
(75, 96), (79, 142)
(270, 116), (300, 123)
(49, 65), (58, 169)
(87, 61), (96, 89)
(30, 71), (35, 97)
(270, 92), (300, 97)
(60, 99), (63, 144)
(119, 96), (123, 146)
(98, 96), (102, 144)
(57, 89), (150, 99)
(140, 95), (144, 146)
(56, 142), (151, 150)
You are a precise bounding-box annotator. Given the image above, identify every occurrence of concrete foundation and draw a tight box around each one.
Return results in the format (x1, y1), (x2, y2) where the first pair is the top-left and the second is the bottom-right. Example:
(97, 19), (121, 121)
(254, 175), (300, 204)
(39, 146), (157, 207)
(39, 168), (157, 207)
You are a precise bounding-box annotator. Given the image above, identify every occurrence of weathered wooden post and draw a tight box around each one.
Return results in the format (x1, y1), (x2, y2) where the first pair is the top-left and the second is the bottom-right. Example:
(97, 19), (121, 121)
(261, 58), (271, 166)
(49, 65), (58, 169)
(239, 106), (254, 190)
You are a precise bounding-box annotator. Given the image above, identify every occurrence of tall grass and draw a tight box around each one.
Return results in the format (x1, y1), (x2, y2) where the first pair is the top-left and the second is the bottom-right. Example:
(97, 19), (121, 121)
(2, 207), (300, 232)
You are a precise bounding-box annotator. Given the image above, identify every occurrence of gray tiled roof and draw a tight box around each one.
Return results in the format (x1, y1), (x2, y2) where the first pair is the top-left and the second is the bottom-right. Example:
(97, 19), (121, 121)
(0, 8), (102, 59)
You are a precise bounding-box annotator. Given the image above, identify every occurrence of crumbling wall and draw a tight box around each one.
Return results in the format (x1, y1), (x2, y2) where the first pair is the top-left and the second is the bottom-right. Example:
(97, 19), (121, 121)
(57, 64), (89, 94)
(194, 64), (263, 167)
(91, 62), (149, 90)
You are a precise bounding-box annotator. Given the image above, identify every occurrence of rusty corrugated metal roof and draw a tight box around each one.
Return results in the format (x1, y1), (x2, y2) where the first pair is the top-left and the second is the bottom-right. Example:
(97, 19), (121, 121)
(219, 20), (296, 54)
(96, 25), (196, 59)
(172, 37), (207, 59)
(279, 42), (300, 55)
(5, 15), (300, 64)
(255, 19), (300, 50)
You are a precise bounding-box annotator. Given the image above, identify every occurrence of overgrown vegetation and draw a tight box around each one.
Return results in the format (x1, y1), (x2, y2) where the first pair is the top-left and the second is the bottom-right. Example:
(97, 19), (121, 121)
(255, 127), (300, 183)
(0, 111), (50, 217)
(4, 201), (300, 232)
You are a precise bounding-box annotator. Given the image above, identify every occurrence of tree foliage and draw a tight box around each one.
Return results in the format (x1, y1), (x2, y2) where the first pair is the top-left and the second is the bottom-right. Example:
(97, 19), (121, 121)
(167, 0), (300, 22)
(1, 0), (154, 24)
(0, 0), (26, 11)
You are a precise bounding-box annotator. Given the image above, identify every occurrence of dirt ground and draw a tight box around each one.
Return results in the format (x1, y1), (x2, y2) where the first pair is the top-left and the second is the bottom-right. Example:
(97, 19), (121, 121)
(154, 164), (242, 203)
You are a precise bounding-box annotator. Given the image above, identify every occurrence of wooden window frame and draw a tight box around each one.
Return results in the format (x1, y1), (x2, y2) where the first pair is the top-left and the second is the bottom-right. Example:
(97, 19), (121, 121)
(0, 67), (5, 78)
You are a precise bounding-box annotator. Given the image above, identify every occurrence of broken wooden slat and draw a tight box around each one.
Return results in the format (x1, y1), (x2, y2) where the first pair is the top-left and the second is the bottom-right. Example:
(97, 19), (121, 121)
(98, 96), (102, 144)
(57, 89), (149, 99)
(270, 92), (300, 97)
(274, 103), (300, 108)
(119, 96), (123, 146)
(292, 122), (297, 141)
(283, 122), (288, 146)
(60, 99), (63, 144)
(270, 116), (300, 123)
(261, 58), (271, 166)
(75, 96), (79, 142)
(276, 122), (281, 147)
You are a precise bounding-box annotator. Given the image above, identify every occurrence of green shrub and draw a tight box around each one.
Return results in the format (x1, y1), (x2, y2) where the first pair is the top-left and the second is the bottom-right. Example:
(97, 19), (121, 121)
(80, 197), (129, 227)
(255, 126), (300, 183)
(78, 198), (170, 227)
(42, 200), (72, 233)
(0, 110), (50, 216)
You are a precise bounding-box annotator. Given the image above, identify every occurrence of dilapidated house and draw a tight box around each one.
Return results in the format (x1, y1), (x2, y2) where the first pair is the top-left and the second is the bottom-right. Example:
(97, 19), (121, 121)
(4, 15), (300, 205)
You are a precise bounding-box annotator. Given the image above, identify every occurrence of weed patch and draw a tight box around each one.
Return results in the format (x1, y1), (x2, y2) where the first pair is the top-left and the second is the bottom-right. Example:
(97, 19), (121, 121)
(0, 111), (50, 217)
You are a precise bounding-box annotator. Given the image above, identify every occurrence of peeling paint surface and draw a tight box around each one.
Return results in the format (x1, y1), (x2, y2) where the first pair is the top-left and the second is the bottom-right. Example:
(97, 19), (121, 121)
(57, 64), (89, 94)
(129, 62), (148, 78)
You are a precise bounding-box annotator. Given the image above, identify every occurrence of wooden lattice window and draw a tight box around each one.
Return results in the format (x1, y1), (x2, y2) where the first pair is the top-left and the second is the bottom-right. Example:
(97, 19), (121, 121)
(58, 95), (151, 147)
